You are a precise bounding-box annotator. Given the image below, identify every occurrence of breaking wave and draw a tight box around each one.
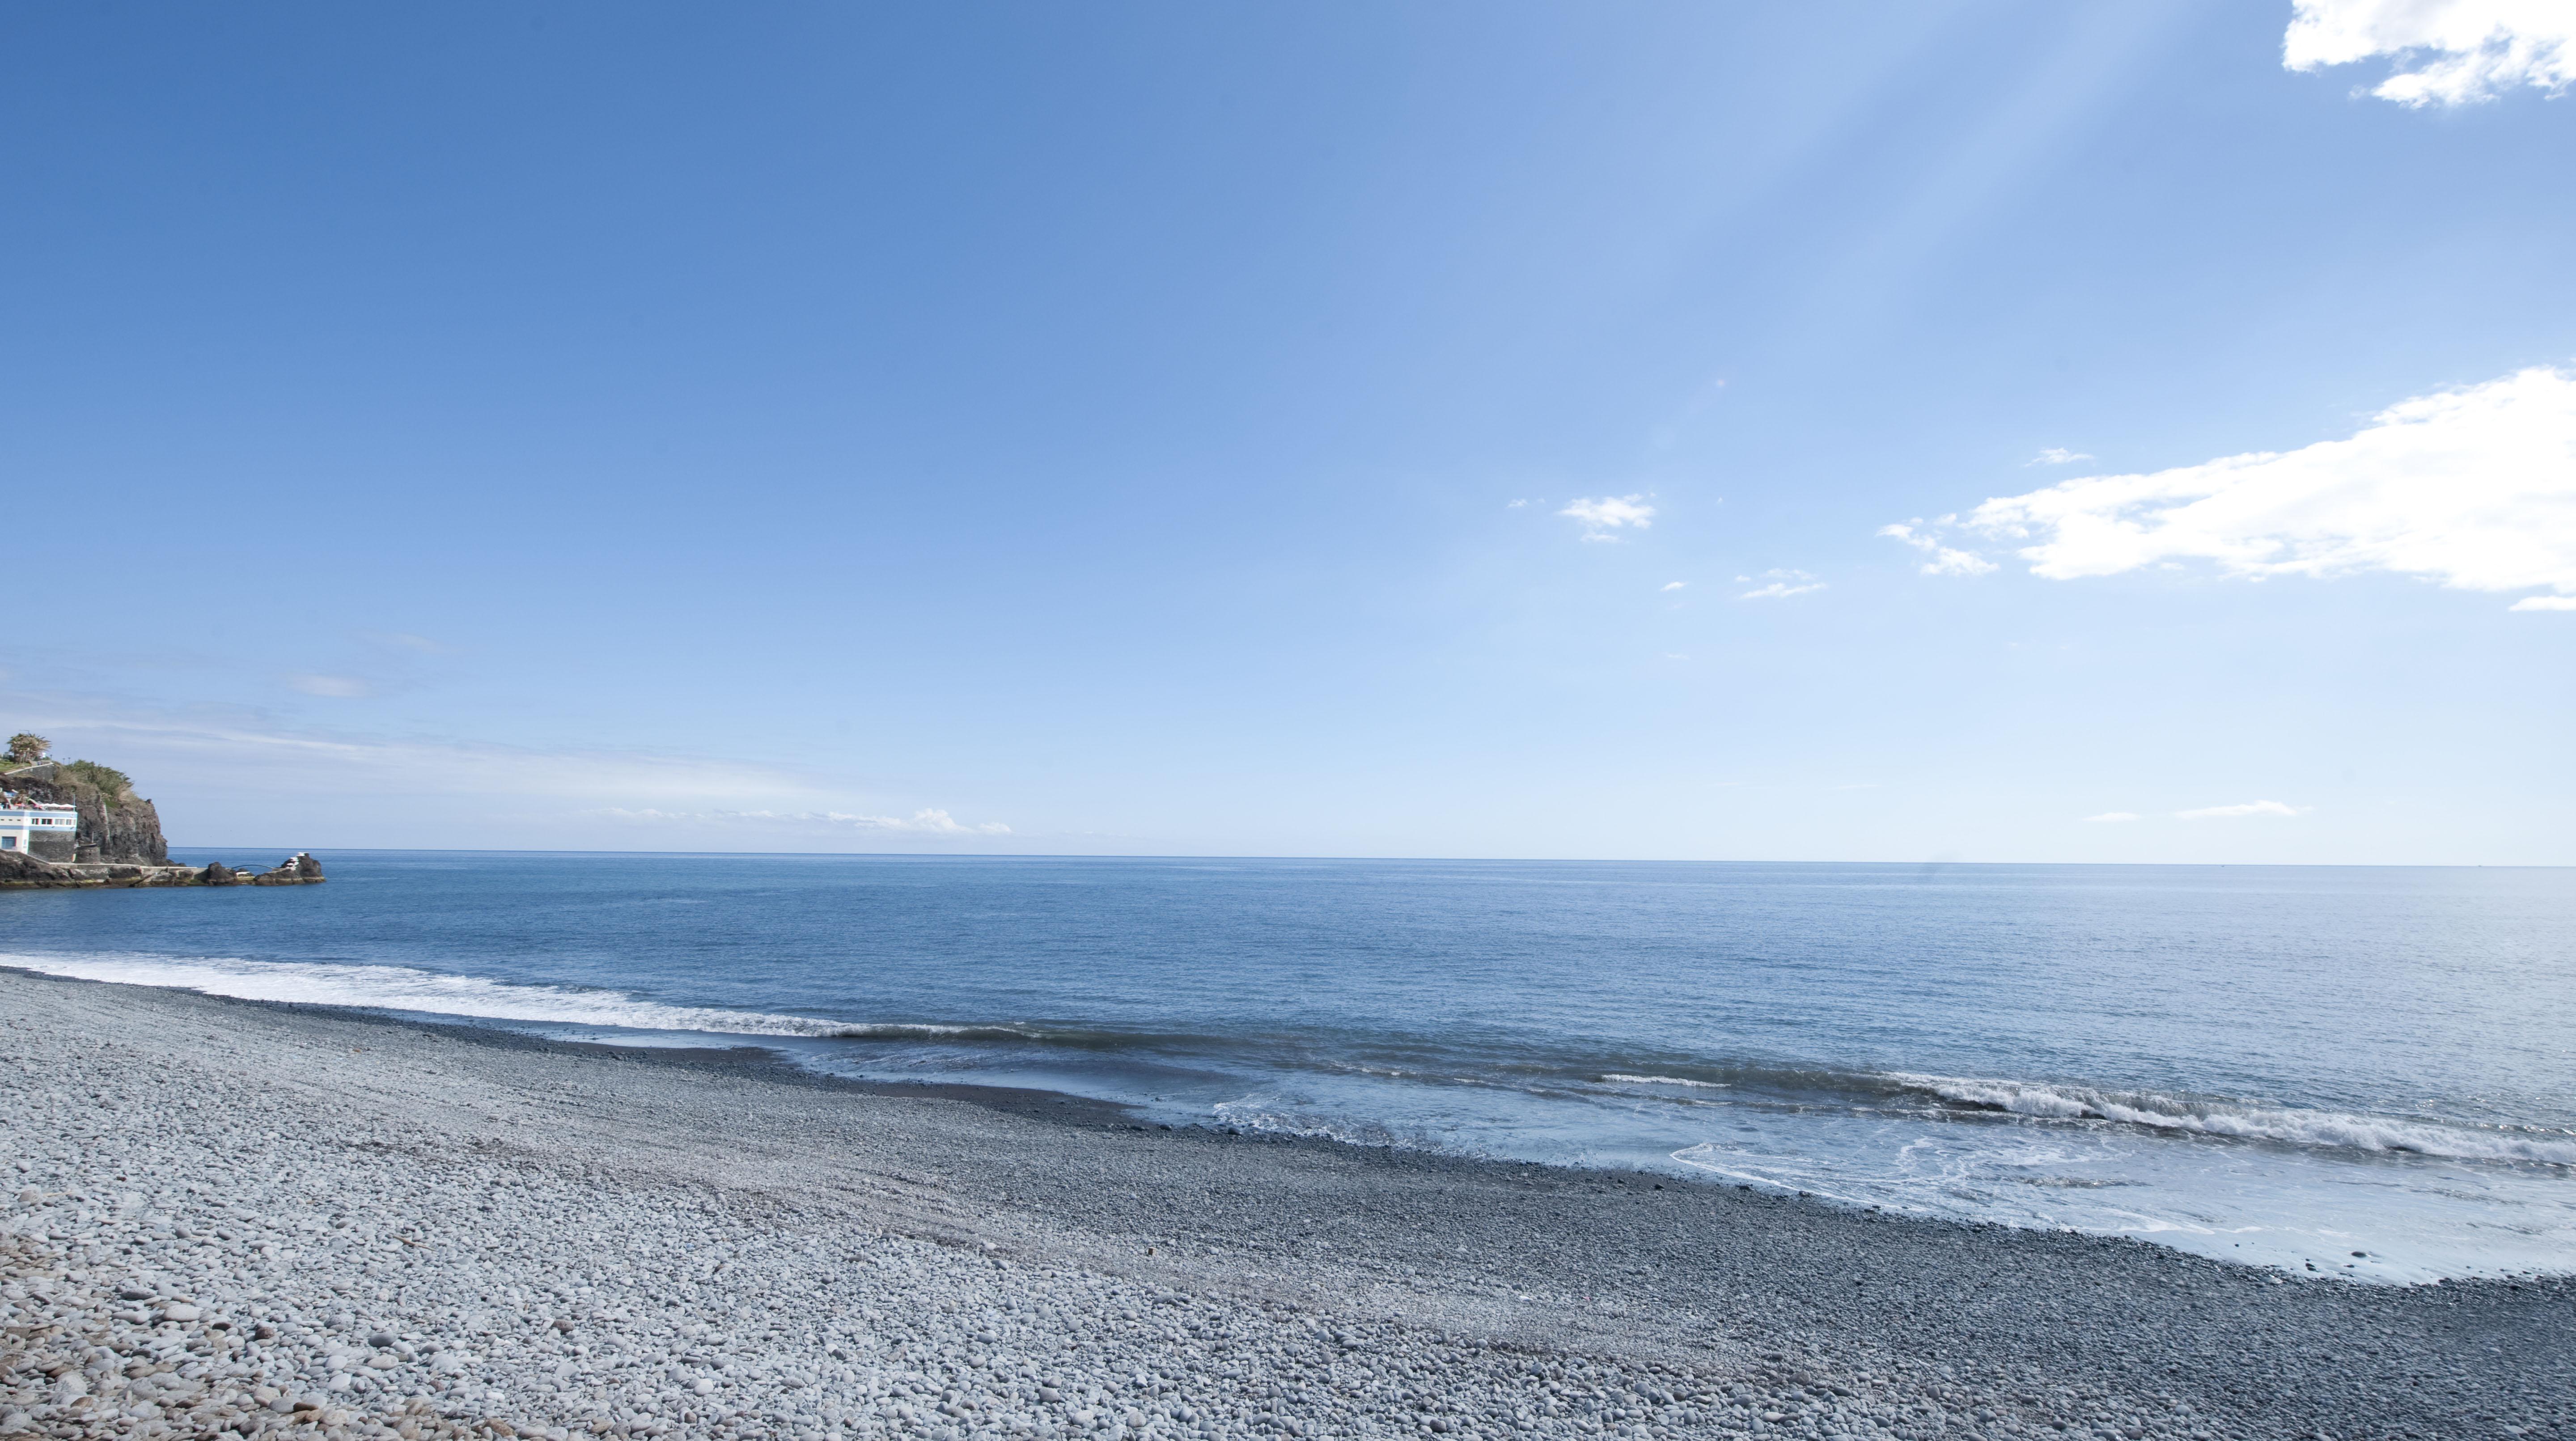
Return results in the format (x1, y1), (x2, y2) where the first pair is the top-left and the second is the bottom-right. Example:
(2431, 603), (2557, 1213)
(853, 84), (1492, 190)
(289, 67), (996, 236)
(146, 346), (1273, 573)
(14, 949), (2571, 1174)
(0, 951), (905, 1040)
(1892, 1072), (2576, 1166)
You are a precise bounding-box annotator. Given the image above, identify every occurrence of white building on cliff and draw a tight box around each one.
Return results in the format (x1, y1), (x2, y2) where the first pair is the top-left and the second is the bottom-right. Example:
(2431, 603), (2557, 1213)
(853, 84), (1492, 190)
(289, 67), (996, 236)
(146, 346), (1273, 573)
(0, 801), (78, 862)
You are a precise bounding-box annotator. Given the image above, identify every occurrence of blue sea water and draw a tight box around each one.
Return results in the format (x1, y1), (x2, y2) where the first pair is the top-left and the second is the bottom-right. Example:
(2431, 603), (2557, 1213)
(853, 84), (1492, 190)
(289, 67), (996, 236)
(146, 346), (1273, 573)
(6, 851), (2573, 1282)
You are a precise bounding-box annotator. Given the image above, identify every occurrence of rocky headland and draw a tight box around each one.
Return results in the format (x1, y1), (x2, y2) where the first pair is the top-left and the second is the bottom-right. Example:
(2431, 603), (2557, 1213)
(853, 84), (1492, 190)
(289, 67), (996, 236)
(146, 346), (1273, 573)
(0, 761), (167, 866)
(0, 753), (323, 889)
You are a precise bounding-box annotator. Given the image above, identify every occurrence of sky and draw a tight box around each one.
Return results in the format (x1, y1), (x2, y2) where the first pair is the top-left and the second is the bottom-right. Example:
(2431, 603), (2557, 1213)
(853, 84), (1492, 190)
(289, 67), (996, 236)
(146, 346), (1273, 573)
(4, 0), (2571, 864)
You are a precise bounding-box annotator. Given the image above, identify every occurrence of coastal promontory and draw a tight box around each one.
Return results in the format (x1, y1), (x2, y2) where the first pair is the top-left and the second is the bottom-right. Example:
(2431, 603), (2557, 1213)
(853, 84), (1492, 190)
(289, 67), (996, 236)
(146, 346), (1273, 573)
(0, 735), (324, 889)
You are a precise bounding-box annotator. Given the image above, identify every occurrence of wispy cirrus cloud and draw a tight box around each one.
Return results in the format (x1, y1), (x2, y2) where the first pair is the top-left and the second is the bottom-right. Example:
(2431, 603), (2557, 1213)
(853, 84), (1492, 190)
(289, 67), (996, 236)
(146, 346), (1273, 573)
(0, 688), (1034, 852)
(2029, 447), (2094, 466)
(1902, 367), (2576, 609)
(2176, 800), (2307, 820)
(1560, 495), (1655, 540)
(37, 707), (809, 803)
(2286, 0), (2575, 106)
(5, 692), (923, 810)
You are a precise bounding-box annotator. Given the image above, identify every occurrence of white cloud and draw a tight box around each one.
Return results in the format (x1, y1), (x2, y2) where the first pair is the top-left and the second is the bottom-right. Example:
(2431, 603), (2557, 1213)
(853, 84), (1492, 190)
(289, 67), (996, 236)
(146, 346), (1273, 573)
(287, 675), (373, 699)
(1956, 367), (2576, 608)
(1560, 494), (1656, 540)
(1661, 581), (1688, 592)
(2511, 594), (2576, 610)
(2029, 448), (2095, 466)
(1506, 499), (1529, 509)
(2286, 0), (2575, 106)
(1878, 521), (2000, 576)
(2084, 811), (2141, 823)
(1740, 568), (1827, 600)
(2176, 800), (2307, 820)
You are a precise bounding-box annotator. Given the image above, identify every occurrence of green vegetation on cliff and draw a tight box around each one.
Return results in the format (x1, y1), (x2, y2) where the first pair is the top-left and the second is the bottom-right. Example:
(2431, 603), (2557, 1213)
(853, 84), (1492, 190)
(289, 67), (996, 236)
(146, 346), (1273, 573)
(59, 760), (132, 807)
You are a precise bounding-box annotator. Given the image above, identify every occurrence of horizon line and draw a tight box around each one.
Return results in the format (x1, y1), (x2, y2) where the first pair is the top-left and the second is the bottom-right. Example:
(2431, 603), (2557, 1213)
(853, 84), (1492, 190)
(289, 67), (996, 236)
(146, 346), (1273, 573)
(154, 847), (2572, 871)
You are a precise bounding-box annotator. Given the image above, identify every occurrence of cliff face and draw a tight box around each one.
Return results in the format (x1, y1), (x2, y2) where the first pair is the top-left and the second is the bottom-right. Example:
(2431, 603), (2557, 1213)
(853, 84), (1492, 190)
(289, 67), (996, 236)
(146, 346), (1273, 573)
(2, 761), (169, 865)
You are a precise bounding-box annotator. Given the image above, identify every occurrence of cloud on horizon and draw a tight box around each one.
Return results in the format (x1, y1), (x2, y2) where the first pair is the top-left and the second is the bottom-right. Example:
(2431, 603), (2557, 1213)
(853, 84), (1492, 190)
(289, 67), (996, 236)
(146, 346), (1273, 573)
(1932, 366), (2576, 609)
(2176, 800), (2307, 820)
(598, 807), (1012, 837)
(2286, 0), (2575, 106)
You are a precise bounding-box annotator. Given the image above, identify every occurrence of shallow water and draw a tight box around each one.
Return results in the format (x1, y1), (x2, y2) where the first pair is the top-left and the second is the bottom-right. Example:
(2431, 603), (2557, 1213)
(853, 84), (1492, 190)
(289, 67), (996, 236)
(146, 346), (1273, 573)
(7, 852), (2572, 1280)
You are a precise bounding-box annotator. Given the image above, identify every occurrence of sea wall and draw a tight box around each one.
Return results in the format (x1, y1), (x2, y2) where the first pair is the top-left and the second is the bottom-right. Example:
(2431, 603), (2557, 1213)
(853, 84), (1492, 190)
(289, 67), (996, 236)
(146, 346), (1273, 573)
(1, 759), (169, 864)
(0, 850), (324, 890)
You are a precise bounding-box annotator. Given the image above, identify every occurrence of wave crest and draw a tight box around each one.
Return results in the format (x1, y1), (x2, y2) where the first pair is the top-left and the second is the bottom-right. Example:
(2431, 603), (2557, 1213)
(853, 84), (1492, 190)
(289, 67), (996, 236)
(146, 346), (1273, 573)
(1891, 1073), (2576, 1166)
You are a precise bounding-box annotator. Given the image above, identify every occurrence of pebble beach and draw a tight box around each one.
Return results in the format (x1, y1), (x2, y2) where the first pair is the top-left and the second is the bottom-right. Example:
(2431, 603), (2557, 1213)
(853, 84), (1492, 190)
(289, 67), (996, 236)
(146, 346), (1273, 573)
(3, 969), (2569, 1441)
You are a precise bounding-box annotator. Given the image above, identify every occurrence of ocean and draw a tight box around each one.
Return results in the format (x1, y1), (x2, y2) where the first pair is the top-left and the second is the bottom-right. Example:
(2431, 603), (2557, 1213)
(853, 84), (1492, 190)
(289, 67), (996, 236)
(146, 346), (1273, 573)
(7, 851), (2571, 1283)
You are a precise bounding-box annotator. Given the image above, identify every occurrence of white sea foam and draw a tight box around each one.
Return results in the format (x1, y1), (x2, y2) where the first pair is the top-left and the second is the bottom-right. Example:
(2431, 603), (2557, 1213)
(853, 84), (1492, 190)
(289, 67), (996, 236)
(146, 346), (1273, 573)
(0, 951), (887, 1040)
(1602, 1073), (1729, 1089)
(1892, 1072), (2576, 1166)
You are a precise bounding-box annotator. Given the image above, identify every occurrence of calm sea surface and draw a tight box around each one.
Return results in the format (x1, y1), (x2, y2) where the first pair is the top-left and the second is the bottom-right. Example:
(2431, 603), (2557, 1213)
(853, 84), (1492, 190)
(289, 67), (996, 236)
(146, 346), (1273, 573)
(8, 852), (2572, 1281)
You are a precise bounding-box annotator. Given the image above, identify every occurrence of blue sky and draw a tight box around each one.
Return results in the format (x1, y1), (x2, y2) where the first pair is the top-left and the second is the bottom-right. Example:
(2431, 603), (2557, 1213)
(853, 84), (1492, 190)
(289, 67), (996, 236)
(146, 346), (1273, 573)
(5, 0), (2571, 863)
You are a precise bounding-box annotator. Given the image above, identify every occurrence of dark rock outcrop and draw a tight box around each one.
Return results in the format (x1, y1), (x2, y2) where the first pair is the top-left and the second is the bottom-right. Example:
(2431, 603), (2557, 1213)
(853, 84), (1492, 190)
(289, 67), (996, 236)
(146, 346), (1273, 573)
(0, 850), (325, 890)
(0, 849), (77, 886)
(267, 852), (326, 883)
(1, 761), (168, 864)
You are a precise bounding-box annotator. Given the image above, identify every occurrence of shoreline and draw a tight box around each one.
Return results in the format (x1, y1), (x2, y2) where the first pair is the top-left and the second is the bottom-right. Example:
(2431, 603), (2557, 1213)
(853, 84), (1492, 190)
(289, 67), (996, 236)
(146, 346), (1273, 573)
(4, 969), (2571, 1441)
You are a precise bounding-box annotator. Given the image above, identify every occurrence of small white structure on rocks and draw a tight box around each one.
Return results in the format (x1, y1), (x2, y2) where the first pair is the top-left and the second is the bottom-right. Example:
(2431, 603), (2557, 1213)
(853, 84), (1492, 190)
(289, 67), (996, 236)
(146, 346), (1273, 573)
(0, 799), (78, 861)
